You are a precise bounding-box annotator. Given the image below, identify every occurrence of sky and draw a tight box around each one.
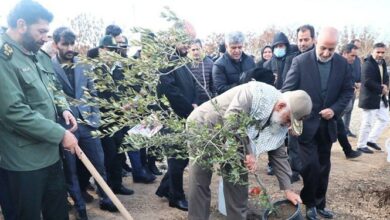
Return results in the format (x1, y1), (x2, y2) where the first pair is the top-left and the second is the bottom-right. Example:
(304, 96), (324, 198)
(1, 0), (390, 41)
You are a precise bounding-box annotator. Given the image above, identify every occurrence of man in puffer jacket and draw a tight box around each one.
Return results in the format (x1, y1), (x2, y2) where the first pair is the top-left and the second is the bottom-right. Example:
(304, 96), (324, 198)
(212, 31), (255, 95)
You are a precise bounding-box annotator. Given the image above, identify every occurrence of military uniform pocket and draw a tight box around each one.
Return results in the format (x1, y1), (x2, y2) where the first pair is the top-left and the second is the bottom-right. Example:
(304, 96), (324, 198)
(19, 71), (50, 103)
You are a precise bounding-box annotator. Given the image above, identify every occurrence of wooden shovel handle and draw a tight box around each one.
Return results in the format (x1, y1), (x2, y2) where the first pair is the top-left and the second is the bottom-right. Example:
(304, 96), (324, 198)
(76, 146), (133, 220)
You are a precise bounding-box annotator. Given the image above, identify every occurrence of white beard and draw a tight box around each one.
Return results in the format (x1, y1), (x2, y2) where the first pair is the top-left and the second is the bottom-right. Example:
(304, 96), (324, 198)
(317, 54), (334, 63)
(270, 109), (285, 125)
(269, 109), (289, 133)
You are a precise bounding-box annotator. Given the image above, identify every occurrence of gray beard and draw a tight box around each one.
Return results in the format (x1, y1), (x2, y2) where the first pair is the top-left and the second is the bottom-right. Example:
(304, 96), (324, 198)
(268, 121), (284, 134)
(317, 55), (333, 63)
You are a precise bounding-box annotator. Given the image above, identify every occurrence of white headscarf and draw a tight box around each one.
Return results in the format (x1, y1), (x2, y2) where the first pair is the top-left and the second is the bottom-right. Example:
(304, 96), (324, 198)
(246, 82), (288, 157)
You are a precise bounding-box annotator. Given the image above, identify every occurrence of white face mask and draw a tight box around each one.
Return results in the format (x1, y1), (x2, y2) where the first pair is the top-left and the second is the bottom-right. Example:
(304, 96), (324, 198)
(273, 47), (286, 58)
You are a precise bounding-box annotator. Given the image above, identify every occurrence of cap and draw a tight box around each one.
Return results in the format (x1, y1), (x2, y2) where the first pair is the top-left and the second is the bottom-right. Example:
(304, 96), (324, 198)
(99, 35), (120, 49)
(284, 90), (312, 135)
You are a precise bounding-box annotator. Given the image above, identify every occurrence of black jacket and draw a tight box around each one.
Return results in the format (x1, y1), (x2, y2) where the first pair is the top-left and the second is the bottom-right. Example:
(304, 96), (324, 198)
(212, 52), (255, 94)
(157, 64), (198, 119)
(87, 47), (99, 59)
(282, 49), (354, 143)
(187, 56), (214, 105)
(239, 66), (275, 86)
(358, 55), (389, 109)
(283, 46), (315, 76)
(263, 32), (292, 89)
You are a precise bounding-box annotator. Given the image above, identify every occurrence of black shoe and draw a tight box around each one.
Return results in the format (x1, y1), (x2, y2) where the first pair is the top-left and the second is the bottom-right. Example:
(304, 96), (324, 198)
(133, 168), (156, 184)
(85, 183), (95, 192)
(306, 207), (319, 220)
(169, 199), (188, 211)
(345, 150), (362, 159)
(99, 201), (118, 212)
(291, 172), (300, 183)
(358, 147), (374, 154)
(148, 164), (163, 175)
(266, 164), (274, 176)
(317, 208), (334, 219)
(367, 142), (382, 150)
(155, 188), (169, 199)
(76, 209), (88, 220)
(347, 131), (357, 138)
(112, 185), (134, 195)
(81, 191), (94, 203)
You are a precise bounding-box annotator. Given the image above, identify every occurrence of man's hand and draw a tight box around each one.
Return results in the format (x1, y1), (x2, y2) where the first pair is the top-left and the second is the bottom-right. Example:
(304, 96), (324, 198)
(284, 189), (302, 205)
(244, 154), (257, 173)
(382, 84), (388, 95)
(62, 130), (78, 154)
(354, 82), (361, 94)
(63, 110), (78, 132)
(288, 127), (300, 137)
(355, 82), (361, 90)
(319, 108), (334, 120)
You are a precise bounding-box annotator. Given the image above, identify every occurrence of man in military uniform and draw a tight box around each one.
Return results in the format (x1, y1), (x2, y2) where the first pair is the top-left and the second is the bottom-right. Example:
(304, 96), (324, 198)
(0, 1), (78, 219)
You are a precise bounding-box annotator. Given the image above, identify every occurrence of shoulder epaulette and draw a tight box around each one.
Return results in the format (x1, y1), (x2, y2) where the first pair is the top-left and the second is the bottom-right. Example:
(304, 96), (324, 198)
(0, 42), (13, 60)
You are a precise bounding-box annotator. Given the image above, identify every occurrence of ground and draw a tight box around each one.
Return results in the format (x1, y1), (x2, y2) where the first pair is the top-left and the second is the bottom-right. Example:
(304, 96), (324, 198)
(79, 104), (390, 220)
(2, 105), (388, 220)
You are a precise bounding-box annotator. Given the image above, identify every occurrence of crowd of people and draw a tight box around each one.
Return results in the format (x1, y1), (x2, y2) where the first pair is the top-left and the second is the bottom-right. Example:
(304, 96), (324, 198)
(0, 1), (389, 220)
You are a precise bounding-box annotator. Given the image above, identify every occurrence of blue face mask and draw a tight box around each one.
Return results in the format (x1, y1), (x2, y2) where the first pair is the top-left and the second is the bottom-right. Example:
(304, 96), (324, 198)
(274, 47), (286, 58)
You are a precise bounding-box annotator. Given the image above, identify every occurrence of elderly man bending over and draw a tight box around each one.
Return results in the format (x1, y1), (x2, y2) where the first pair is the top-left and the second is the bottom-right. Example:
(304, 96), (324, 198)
(187, 81), (312, 220)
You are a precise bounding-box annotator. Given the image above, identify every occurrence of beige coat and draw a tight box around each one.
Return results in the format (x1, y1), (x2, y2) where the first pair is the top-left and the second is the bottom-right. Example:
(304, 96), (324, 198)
(187, 82), (292, 189)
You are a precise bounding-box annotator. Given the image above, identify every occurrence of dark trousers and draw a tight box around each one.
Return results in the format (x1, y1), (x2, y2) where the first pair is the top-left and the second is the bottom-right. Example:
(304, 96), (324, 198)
(140, 146), (161, 167)
(288, 135), (302, 173)
(342, 93), (356, 132)
(128, 150), (142, 174)
(157, 157), (189, 201)
(101, 128), (126, 189)
(336, 117), (353, 154)
(140, 147), (148, 166)
(299, 121), (332, 209)
(188, 161), (248, 220)
(0, 168), (16, 220)
(62, 124), (109, 211)
(4, 161), (68, 220)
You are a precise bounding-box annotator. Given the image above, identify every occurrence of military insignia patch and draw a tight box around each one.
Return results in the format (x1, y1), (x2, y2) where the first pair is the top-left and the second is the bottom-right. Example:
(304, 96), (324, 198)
(0, 43), (13, 60)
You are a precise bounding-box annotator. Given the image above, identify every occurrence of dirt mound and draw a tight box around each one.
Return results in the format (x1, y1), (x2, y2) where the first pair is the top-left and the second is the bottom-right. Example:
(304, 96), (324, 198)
(328, 161), (390, 220)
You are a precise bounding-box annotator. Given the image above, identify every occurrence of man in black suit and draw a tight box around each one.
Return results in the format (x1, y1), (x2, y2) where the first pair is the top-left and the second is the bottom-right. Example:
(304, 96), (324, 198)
(155, 21), (198, 212)
(285, 25), (317, 183)
(356, 43), (389, 153)
(282, 27), (354, 220)
(52, 27), (120, 219)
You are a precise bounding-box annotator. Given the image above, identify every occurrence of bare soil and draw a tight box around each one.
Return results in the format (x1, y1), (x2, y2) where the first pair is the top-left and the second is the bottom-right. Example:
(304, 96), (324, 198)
(264, 202), (299, 220)
(78, 128), (390, 220)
